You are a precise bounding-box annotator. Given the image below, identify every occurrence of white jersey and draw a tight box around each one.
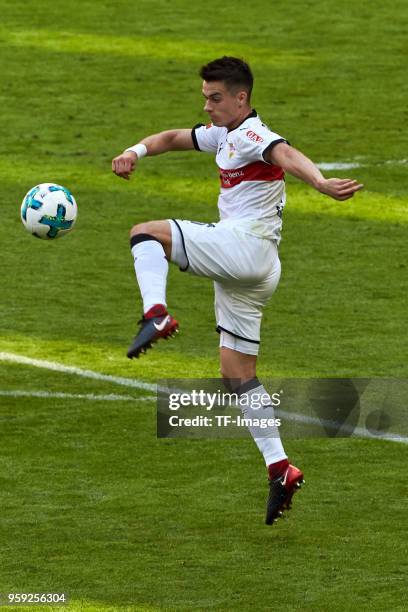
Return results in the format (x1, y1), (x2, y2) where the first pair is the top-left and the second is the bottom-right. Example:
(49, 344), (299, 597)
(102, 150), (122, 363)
(192, 110), (287, 241)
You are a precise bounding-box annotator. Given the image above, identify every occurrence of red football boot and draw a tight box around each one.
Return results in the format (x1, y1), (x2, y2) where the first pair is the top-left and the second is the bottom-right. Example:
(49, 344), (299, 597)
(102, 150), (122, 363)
(127, 304), (179, 359)
(265, 463), (305, 525)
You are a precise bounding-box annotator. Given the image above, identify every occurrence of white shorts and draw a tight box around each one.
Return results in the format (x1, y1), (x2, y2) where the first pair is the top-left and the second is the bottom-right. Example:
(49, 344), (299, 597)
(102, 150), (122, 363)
(169, 219), (281, 355)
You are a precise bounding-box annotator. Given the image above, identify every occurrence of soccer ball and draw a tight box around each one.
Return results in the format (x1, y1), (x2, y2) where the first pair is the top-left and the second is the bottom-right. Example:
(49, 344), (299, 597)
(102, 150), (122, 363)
(21, 183), (77, 239)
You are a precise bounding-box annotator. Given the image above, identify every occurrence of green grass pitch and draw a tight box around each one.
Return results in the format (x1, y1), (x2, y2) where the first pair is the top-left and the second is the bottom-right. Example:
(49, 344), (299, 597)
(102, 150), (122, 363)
(0, 0), (407, 610)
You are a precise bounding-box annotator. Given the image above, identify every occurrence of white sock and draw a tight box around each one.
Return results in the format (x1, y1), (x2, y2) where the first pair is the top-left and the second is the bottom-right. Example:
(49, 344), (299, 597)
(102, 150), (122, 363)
(238, 380), (287, 466)
(131, 239), (168, 313)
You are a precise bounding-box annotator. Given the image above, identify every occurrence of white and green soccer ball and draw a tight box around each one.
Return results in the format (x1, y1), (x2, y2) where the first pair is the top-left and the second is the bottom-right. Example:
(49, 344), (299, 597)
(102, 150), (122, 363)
(21, 183), (77, 239)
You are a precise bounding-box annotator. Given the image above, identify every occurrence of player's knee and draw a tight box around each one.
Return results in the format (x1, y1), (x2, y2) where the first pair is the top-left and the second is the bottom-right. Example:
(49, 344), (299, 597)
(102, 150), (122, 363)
(129, 222), (165, 249)
(220, 362), (249, 383)
(220, 367), (229, 382)
(130, 222), (154, 238)
(129, 221), (172, 258)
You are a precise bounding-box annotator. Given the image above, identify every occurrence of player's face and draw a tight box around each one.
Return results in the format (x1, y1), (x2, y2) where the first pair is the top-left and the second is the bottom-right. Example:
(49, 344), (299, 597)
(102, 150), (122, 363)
(202, 81), (249, 129)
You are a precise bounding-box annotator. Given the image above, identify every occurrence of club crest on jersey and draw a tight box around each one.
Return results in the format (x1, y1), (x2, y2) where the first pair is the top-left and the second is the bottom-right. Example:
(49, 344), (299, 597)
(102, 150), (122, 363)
(228, 141), (236, 158)
(206, 122), (213, 129)
(246, 130), (264, 143)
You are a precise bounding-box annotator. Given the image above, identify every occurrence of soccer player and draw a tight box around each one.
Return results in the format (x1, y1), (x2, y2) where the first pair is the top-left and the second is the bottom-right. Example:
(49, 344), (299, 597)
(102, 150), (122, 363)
(112, 56), (363, 524)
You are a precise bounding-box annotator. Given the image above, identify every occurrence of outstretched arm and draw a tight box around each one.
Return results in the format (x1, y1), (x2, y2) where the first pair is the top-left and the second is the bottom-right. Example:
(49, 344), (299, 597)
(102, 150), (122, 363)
(266, 142), (363, 201)
(112, 129), (194, 180)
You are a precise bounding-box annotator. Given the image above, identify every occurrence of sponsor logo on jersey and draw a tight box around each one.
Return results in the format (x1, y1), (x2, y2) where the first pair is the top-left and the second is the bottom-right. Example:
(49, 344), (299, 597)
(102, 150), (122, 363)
(246, 130), (264, 143)
(219, 161), (283, 188)
(220, 168), (245, 186)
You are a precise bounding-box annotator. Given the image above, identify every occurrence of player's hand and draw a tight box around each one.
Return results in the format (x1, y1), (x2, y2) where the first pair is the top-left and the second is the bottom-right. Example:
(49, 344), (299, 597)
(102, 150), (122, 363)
(112, 151), (138, 180)
(318, 178), (364, 201)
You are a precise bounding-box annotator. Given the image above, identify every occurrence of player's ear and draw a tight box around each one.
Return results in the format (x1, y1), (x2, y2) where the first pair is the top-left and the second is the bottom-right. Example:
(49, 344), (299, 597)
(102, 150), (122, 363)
(239, 89), (249, 106)
(237, 90), (247, 106)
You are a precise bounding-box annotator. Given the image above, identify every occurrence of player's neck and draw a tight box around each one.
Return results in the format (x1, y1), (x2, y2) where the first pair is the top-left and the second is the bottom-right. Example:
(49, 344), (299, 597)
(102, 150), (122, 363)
(227, 107), (254, 131)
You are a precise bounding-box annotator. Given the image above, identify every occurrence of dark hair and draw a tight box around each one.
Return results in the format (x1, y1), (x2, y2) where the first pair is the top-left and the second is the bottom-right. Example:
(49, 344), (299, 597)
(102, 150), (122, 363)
(199, 56), (253, 100)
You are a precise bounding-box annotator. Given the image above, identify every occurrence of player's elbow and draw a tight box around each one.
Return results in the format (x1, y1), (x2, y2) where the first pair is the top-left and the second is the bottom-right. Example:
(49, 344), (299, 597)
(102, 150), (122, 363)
(153, 130), (172, 152)
(160, 130), (181, 151)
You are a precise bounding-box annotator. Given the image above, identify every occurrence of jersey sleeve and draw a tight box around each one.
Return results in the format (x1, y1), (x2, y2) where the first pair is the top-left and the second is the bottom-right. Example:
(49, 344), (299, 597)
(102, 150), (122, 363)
(236, 124), (288, 163)
(191, 123), (223, 153)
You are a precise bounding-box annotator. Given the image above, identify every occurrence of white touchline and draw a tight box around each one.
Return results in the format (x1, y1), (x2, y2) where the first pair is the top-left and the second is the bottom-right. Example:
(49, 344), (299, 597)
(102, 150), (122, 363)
(275, 408), (408, 445)
(0, 351), (155, 391)
(0, 390), (156, 402)
(317, 162), (362, 170)
(316, 158), (407, 170)
(1, 351), (406, 444)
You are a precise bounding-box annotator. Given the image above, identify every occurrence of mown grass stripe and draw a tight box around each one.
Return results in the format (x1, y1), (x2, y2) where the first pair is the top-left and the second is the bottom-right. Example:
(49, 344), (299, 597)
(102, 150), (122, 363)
(0, 28), (313, 66)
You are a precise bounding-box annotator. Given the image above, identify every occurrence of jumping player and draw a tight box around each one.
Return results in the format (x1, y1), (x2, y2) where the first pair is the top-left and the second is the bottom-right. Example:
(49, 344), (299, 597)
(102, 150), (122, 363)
(112, 56), (363, 524)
